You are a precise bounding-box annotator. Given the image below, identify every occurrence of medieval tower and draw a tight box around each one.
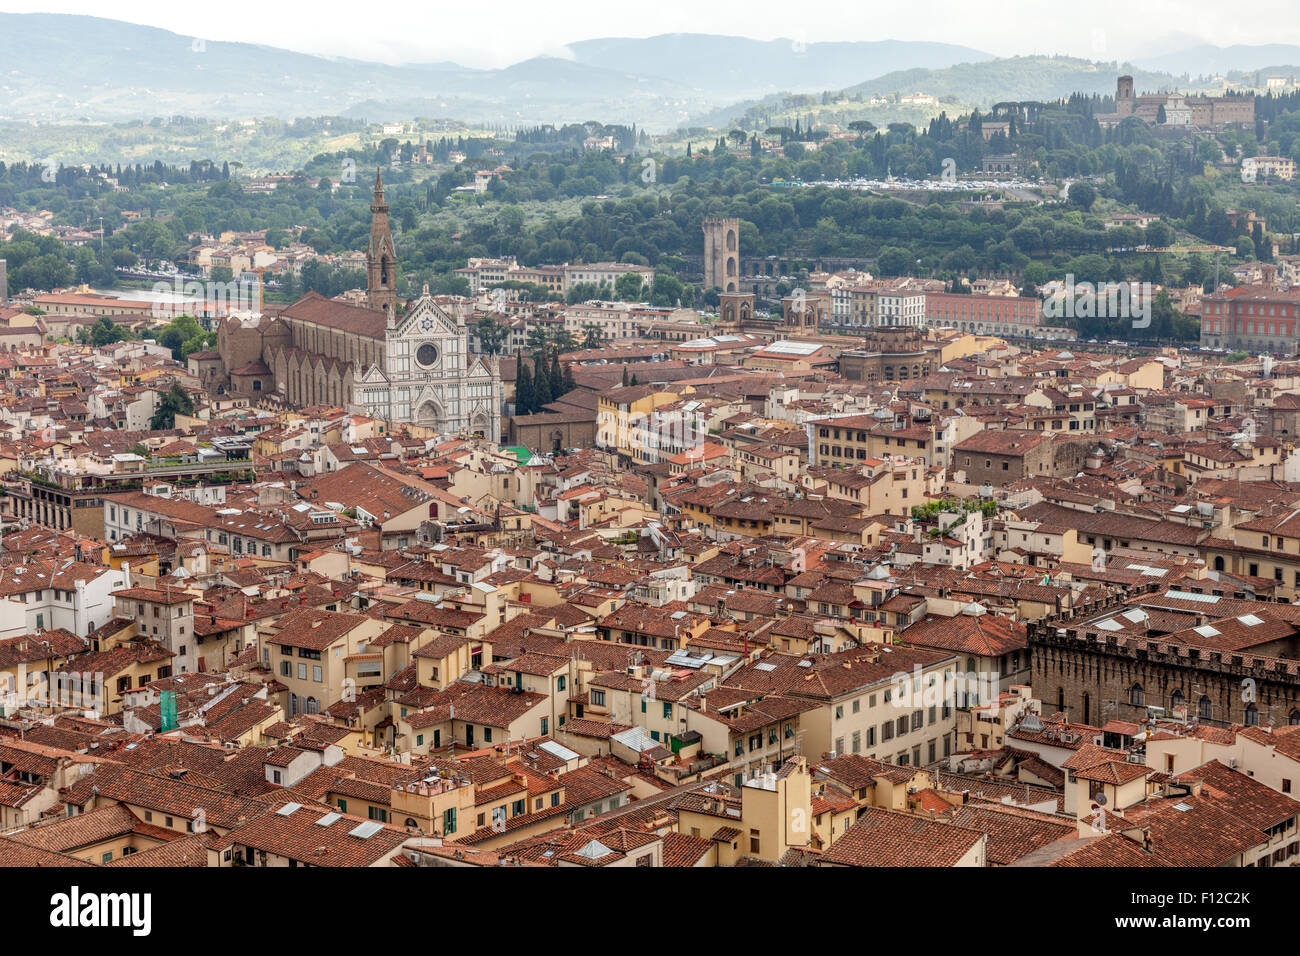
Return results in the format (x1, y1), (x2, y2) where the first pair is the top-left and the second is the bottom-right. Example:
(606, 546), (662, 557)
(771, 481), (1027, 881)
(1116, 75), (1135, 116)
(367, 169), (399, 314)
(703, 216), (740, 292)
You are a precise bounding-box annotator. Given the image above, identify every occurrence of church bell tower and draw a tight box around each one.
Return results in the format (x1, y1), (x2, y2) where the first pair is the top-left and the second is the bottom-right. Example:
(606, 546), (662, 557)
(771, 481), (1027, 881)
(367, 169), (399, 313)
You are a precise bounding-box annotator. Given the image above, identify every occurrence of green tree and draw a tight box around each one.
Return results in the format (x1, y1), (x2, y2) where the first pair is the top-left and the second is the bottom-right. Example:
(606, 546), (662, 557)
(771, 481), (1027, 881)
(614, 271), (644, 301)
(85, 316), (134, 347)
(531, 352), (553, 408)
(548, 350), (564, 399)
(1067, 181), (1096, 211)
(150, 383), (195, 430)
(516, 360), (534, 414)
(157, 313), (209, 360)
(474, 315), (509, 355)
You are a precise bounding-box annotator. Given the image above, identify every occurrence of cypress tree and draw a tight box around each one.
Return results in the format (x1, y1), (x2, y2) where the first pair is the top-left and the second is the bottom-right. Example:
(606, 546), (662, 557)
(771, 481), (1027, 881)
(549, 351), (564, 399)
(533, 352), (553, 408)
(516, 360), (533, 414)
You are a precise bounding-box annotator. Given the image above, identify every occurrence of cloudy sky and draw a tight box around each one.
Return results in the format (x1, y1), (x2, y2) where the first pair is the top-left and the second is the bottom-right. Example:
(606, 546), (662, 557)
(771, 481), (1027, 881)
(4, 0), (1300, 68)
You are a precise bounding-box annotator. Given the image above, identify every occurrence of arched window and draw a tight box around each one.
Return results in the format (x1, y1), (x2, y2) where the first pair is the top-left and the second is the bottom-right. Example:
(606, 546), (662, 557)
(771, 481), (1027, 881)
(1128, 683), (1145, 708)
(1198, 696), (1213, 720)
(1290, 709), (1300, 726)
(1170, 688), (1185, 712)
(1245, 703), (1260, 727)
(404, 818), (417, 828)
(1213, 555), (1225, 571)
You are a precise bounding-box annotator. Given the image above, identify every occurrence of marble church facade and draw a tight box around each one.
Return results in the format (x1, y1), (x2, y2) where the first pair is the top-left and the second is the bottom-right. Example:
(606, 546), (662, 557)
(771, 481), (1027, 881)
(216, 171), (503, 439)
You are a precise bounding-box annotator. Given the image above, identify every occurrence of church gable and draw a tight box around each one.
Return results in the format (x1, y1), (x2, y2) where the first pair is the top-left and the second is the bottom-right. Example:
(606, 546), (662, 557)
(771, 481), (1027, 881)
(359, 363), (390, 385)
(467, 355), (497, 380)
(395, 293), (461, 341)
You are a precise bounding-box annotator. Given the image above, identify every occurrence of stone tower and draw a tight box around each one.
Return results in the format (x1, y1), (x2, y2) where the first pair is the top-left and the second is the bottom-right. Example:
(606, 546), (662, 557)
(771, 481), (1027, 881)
(1116, 75), (1135, 116)
(717, 291), (754, 332)
(367, 169), (398, 314)
(702, 216), (740, 292)
(781, 291), (827, 334)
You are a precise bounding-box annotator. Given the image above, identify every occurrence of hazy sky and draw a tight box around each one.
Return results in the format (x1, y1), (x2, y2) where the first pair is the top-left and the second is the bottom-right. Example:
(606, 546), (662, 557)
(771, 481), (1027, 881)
(4, 0), (1300, 68)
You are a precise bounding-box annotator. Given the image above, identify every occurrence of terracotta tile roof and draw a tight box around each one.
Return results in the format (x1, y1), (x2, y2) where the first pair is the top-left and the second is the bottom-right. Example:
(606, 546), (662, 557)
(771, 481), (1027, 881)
(948, 803), (1075, 865)
(0, 834), (95, 867)
(819, 806), (984, 867)
(230, 800), (411, 866)
(280, 291), (387, 339)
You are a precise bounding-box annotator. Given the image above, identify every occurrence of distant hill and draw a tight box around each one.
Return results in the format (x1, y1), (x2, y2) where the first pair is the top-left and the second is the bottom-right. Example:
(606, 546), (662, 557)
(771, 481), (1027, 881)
(695, 56), (1199, 133)
(0, 14), (992, 128)
(0, 14), (713, 126)
(6, 15), (1290, 133)
(565, 34), (993, 98)
(840, 56), (1186, 106)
